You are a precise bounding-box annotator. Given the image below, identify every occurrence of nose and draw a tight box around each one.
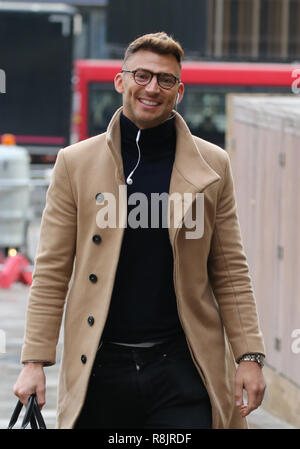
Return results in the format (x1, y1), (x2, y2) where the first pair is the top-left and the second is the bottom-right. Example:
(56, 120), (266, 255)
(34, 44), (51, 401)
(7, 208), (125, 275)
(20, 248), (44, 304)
(145, 75), (160, 94)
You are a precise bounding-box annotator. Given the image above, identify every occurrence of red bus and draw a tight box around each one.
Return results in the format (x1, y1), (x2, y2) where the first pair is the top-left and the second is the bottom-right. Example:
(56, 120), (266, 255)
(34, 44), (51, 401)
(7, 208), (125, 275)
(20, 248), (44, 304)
(72, 60), (299, 148)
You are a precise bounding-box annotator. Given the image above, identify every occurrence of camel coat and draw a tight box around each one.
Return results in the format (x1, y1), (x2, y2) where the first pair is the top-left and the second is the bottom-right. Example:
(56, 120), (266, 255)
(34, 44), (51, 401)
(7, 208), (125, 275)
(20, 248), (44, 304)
(21, 108), (265, 429)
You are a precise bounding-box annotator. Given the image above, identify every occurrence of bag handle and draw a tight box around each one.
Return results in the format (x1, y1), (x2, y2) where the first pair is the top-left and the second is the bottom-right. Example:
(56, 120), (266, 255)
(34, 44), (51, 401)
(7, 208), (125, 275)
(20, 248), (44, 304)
(8, 394), (47, 429)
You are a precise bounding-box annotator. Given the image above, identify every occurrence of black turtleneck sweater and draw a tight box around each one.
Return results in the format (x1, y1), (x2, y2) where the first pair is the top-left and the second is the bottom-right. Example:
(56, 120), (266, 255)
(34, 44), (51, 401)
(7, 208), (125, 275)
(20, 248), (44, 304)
(101, 113), (184, 343)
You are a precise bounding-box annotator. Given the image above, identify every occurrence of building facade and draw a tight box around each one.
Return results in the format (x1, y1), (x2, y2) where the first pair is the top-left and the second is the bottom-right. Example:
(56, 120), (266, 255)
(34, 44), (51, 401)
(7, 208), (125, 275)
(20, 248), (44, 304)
(2, 0), (300, 61)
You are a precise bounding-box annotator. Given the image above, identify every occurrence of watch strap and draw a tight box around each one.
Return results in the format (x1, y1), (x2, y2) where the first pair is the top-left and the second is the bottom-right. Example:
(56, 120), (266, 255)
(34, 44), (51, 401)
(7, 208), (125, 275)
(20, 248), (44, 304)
(237, 353), (265, 367)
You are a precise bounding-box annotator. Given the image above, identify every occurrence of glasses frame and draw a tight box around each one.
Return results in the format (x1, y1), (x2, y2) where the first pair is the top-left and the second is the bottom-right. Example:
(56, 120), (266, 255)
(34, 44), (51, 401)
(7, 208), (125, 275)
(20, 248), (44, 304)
(122, 68), (180, 90)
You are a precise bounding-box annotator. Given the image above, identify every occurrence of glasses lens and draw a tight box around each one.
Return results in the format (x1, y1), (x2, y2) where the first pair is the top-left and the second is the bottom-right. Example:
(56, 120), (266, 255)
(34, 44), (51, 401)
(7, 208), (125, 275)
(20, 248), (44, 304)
(158, 73), (177, 89)
(134, 69), (152, 85)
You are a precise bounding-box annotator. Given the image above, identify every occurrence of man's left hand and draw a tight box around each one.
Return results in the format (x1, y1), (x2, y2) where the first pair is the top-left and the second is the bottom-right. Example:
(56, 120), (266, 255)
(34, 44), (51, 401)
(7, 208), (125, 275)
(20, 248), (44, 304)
(235, 361), (266, 418)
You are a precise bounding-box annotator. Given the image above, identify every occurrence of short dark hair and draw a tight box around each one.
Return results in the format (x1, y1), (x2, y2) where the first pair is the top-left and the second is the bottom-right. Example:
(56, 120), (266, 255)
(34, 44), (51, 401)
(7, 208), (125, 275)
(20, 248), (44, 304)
(124, 32), (184, 67)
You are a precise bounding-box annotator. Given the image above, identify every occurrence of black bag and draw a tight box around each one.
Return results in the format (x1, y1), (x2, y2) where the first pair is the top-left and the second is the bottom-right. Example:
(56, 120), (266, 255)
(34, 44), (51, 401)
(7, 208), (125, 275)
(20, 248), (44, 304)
(7, 394), (47, 429)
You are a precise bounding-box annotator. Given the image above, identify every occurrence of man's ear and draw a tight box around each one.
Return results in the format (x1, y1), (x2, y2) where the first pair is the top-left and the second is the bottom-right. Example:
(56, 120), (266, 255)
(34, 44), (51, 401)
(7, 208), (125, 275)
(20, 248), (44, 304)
(114, 72), (124, 94)
(177, 82), (184, 103)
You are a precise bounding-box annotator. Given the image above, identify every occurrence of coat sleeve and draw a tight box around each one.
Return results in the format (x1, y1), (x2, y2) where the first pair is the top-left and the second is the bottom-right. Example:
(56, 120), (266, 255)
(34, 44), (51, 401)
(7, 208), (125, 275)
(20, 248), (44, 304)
(207, 151), (265, 362)
(21, 149), (77, 366)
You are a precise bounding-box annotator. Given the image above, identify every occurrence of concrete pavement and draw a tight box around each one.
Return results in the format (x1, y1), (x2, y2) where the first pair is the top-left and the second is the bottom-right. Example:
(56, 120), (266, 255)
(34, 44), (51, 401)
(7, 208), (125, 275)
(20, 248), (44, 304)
(0, 283), (62, 429)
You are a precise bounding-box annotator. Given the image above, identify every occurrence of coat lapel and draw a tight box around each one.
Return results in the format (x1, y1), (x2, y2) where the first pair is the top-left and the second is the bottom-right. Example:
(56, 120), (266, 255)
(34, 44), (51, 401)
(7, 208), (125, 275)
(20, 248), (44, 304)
(106, 107), (124, 183)
(168, 113), (221, 245)
(105, 108), (221, 244)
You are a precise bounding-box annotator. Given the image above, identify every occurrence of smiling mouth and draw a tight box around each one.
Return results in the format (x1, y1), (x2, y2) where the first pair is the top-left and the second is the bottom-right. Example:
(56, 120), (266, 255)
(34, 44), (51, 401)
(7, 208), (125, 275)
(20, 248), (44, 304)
(138, 98), (160, 107)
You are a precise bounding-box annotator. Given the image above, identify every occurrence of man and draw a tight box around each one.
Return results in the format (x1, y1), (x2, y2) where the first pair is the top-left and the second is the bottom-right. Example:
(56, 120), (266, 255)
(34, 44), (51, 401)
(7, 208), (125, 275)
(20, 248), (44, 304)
(14, 32), (266, 429)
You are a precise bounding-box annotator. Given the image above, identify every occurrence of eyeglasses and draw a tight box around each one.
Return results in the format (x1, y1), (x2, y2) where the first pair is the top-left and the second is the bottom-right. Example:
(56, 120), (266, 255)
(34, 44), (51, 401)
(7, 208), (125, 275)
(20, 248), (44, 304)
(122, 68), (180, 90)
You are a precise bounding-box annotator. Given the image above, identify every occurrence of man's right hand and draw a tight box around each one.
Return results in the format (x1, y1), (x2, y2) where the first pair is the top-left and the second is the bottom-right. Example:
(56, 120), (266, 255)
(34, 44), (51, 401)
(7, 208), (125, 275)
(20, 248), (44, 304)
(13, 362), (46, 410)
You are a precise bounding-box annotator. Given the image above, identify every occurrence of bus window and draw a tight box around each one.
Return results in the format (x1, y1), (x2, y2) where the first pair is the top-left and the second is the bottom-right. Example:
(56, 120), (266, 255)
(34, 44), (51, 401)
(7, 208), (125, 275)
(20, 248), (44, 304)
(179, 84), (291, 148)
(179, 87), (226, 147)
(88, 83), (122, 136)
(87, 80), (291, 147)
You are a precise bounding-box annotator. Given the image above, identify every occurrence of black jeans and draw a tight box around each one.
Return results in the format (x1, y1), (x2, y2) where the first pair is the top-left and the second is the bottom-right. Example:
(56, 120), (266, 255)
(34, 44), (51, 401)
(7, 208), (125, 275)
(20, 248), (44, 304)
(75, 334), (212, 429)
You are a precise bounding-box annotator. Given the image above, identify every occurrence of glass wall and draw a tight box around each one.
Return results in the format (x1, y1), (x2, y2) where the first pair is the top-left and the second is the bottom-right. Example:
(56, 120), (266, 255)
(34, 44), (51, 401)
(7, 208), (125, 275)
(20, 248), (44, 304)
(207, 0), (300, 61)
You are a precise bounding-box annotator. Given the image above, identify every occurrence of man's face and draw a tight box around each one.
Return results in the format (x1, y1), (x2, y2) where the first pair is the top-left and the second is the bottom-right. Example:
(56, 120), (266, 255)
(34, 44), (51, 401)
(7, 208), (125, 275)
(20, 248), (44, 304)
(114, 50), (184, 129)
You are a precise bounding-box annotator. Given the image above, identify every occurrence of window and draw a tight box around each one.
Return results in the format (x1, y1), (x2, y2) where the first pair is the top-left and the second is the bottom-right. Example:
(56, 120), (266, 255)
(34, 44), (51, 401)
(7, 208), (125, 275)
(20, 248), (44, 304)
(179, 88), (226, 147)
(88, 83), (122, 136)
(209, 0), (300, 61)
(88, 82), (290, 147)
(179, 85), (291, 148)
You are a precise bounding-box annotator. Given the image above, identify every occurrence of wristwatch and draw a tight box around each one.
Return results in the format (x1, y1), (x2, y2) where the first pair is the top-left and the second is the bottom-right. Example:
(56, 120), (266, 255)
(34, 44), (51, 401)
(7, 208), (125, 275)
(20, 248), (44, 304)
(237, 353), (265, 368)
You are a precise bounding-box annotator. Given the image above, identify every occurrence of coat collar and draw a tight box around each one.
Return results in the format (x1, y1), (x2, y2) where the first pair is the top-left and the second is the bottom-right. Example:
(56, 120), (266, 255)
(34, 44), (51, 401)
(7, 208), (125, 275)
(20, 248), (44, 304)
(106, 106), (220, 192)
(106, 107), (221, 244)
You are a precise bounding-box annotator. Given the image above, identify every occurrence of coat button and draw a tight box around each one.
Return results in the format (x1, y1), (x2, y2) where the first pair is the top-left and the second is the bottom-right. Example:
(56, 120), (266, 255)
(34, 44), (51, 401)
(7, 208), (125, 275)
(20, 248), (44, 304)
(89, 274), (98, 283)
(92, 234), (102, 244)
(95, 192), (104, 204)
(87, 316), (94, 326)
(81, 354), (87, 364)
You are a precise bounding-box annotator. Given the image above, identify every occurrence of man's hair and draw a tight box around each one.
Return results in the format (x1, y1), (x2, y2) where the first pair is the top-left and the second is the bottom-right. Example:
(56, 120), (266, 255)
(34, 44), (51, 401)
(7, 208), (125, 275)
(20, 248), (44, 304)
(123, 32), (184, 67)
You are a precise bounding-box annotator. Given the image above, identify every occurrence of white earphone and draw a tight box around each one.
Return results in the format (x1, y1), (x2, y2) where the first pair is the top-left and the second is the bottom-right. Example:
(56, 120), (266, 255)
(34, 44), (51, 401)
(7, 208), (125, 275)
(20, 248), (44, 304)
(126, 129), (141, 185)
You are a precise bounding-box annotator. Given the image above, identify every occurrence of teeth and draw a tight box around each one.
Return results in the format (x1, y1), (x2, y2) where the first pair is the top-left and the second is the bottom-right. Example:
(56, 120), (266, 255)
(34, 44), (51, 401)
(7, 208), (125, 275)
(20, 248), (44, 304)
(140, 99), (159, 106)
